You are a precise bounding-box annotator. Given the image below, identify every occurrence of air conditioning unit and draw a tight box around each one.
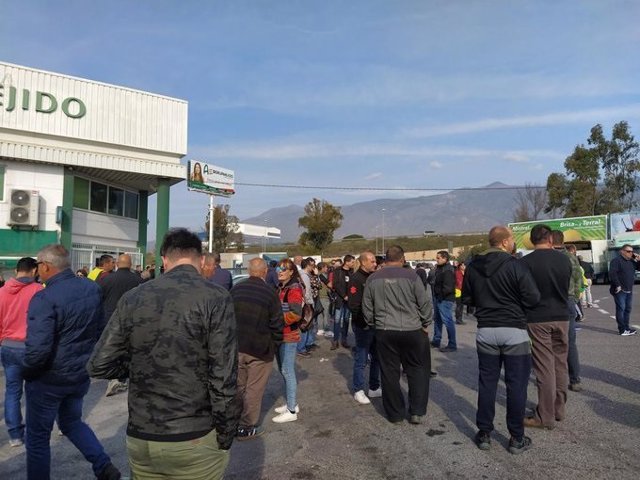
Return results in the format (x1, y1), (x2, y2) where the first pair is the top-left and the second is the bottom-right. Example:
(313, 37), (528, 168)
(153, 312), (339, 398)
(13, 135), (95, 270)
(8, 189), (40, 227)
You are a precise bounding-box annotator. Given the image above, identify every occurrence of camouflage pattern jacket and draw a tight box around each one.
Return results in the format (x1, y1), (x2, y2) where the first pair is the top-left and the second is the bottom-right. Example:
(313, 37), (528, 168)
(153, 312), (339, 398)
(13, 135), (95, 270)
(87, 264), (240, 449)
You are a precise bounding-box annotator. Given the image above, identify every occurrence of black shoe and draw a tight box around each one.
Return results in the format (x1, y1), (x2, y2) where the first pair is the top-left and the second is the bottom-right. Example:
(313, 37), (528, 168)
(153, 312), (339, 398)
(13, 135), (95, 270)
(430, 371), (437, 378)
(439, 346), (457, 353)
(409, 415), (424, 424)
(474, 431), (491, 451)
(236, 425), (265, 441)
(296, 351), (311, 358)
(430, 341), (440, 348)
(455, 320), (466, 325)
(509, 435), (532, 455)
(97, 463), (121, 480)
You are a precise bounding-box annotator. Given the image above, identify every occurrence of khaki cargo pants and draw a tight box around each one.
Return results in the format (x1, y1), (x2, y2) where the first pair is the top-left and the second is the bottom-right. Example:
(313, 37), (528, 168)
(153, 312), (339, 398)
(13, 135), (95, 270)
(126, 429), (229, 479)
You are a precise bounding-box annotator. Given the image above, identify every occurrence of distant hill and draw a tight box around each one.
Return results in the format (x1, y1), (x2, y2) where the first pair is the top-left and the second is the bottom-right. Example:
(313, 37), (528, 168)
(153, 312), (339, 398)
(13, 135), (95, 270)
(242, 182), (528, 242)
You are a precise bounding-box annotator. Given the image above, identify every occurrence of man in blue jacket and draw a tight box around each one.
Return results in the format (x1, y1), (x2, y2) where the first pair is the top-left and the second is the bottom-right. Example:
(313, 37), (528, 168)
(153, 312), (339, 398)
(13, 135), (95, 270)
(24, 244), (120, 480)
(609, 244), (640, 336)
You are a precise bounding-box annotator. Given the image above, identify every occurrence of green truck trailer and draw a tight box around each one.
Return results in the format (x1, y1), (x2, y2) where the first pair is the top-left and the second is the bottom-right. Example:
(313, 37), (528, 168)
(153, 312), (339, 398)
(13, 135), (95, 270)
(509, 212), (640, 283)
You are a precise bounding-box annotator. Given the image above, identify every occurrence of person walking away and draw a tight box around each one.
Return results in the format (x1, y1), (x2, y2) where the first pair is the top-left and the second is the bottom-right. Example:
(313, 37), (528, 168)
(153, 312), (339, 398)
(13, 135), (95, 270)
(348, 251), (381, 405)
(454, 263), (466, 325)
(0, 257), (42, 447)
(462, 227), (540, 454)
(25, 245), (120, 480)
(608, 244), (640, 336)
(577, 255), (594, 308)
(432, 251), (457, 352)
(362, 245), (433, 424)
(316, 262), (334, 338)
(231, 258), (284, 440)
(520, 225), (572, 430)
(97, 253), (142, 397)
(88, 229), (239, 479)
(272, 258), (305, 423)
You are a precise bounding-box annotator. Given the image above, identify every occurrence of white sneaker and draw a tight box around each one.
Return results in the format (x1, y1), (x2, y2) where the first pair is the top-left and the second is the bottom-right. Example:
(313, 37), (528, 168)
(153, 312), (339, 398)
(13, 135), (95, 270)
(274, 404), (299, 414)
(317, 329), (325, 337)
(272, 410), (298, 423)
(9, 438), (23, 447)
(621, 330), (636, 336)
(354, 390), (371, 405)
(368, 387), (382, 398)
(324, 331), (334, 338)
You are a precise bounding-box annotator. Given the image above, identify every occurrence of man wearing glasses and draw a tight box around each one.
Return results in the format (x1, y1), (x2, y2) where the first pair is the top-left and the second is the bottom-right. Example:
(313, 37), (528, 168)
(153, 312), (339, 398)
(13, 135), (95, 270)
(609, 244), (640, 336)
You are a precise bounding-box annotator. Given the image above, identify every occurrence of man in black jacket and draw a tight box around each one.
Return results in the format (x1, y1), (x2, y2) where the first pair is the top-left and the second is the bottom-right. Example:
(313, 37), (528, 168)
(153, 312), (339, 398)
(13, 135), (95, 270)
(348, 251), (380, 405)
(609, 244), (640, 335)
(432, 251), (457, 352)
(463, 226), (540, 454)
(97, 254), (142, 397)
(88, 228), (239, 480)
(331, 254), (355, 349)
(231, 258), (284, 440)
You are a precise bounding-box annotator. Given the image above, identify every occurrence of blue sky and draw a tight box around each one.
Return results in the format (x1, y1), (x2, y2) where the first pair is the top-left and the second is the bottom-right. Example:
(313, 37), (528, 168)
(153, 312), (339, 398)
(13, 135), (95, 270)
(2, 1), (640, 236)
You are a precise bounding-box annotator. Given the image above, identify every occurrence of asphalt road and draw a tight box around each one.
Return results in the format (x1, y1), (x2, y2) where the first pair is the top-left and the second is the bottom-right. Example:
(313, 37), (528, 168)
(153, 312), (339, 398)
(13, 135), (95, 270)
(1, 285), (639, 479)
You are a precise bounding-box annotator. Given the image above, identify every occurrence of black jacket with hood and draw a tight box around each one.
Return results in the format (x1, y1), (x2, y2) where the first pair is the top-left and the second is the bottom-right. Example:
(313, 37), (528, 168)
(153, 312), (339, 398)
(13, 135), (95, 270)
(462, 249), (540, 330)
(433, 263), (456, 302)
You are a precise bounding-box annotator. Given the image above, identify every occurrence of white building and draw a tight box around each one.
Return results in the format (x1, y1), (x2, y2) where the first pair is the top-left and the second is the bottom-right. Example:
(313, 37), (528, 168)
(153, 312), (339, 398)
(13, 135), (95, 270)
(0, 62), (187, 271)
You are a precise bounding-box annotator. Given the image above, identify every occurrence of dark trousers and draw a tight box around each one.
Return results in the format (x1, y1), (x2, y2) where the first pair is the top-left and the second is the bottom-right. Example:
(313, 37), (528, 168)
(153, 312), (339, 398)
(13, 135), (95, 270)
(376, 329), (431, 421)
(476, 328), (531, 440)
(567, 300), (581, 385)
(25, 379), (111, 480)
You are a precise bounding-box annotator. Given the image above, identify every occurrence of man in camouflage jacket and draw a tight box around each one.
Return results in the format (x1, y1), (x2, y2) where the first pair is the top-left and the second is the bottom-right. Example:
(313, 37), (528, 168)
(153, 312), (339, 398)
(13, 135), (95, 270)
(88, 228), (240, 479)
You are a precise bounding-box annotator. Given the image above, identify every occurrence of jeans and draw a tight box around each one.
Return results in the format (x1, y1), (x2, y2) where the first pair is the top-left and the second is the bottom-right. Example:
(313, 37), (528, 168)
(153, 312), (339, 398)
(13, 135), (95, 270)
(276, 343), (297, 410)
(296, 331), (309, 353)
(333, 304), (351, 342)
(25, 379), (111, 480)
(352, 325), (380, 392)
(432, 299), (457, 349)
(567, 300), (581, 385)
(319, 297), (332, 331)
(1, 345), (26, 440)
(613, 291), (633, 333)
(476, 327), (531, 440)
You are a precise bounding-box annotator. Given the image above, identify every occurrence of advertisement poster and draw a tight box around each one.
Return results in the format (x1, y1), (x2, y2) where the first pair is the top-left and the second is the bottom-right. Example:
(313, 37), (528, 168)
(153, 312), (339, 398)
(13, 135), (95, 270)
(187, 161), (235, 197)
(509, 215), (607, 250)
(609, 212), (640, 247)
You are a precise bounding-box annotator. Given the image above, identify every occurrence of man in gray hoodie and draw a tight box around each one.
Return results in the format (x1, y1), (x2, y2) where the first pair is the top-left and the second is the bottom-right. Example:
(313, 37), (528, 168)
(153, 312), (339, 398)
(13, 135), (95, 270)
(362, 245), (433, 424)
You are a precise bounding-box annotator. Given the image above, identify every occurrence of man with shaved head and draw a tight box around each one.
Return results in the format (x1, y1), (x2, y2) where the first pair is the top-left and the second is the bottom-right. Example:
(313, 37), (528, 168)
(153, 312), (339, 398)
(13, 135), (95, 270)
(230, 258), (284, 440)
(97, 253), (142, 396)
(462, 226), (540, 454)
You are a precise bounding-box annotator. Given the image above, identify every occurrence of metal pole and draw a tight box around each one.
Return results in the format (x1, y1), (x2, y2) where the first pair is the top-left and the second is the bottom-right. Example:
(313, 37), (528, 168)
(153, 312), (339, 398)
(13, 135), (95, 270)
(208, 196), (214, 254)
(382, 208), (386, 255)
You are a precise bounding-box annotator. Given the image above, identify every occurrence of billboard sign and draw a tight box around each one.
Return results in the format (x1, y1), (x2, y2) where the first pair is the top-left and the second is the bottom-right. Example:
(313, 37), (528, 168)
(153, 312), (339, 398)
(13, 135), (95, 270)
(187, 161), (235, 197)
(509, 215), (607, 250)
(609, 212), (640, 247)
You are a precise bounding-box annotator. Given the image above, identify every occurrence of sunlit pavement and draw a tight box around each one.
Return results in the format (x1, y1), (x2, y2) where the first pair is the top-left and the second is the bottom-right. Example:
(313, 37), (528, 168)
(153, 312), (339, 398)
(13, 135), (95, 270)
(1, 285), (639, 479)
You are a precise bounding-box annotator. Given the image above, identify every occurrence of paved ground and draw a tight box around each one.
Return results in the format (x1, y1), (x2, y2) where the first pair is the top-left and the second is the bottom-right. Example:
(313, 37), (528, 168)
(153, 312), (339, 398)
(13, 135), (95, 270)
(1, 285), (639, 479)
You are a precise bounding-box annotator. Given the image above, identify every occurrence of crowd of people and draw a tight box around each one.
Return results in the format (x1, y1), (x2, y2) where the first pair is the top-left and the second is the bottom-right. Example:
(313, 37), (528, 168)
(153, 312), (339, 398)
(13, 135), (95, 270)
(0, 224), (638, 479)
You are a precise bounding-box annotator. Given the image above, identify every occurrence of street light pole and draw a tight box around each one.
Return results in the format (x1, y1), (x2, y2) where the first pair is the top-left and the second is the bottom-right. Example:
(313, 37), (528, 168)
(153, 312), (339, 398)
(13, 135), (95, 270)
(382, 208), (386, 255)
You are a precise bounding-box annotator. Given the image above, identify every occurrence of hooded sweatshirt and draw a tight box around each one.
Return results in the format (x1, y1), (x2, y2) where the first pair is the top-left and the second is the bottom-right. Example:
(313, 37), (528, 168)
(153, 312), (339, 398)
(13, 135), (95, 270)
(462, 249), (540, 330)
(0, 277), (43, 343)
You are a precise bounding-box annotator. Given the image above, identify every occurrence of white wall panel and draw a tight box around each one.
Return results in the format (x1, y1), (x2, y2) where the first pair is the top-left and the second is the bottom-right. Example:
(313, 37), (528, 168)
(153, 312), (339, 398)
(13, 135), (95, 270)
(0, 160), (63, 231)
(0, 62), (187, 155)
(72, 209), (138, 248)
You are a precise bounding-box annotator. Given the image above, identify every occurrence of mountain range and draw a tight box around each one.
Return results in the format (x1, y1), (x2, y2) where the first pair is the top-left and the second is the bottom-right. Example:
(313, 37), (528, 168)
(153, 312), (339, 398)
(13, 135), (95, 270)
(242, 182), (527, 243)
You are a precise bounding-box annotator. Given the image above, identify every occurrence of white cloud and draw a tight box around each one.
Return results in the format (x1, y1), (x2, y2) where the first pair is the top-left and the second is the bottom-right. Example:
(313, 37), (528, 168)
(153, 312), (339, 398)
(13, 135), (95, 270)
(429, 161), (443, 169)
(503, 153), (529, 163)
(364, 172), (383, 180)
(404, 104), (640, 139)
